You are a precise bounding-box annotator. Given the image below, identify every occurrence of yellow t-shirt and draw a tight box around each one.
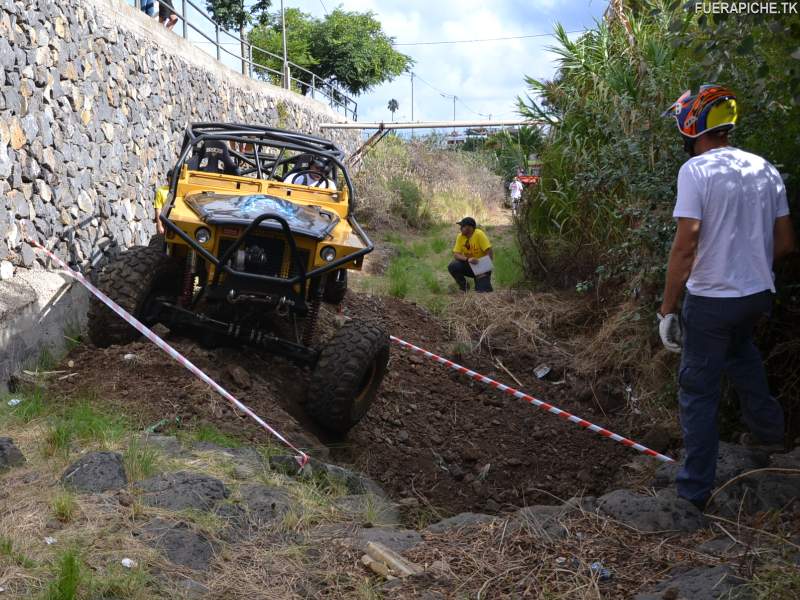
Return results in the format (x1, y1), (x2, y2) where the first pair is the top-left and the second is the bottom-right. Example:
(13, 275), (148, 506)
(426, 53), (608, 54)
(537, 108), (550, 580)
(453, 228), (492, 259)
(153, 185), (169, 211)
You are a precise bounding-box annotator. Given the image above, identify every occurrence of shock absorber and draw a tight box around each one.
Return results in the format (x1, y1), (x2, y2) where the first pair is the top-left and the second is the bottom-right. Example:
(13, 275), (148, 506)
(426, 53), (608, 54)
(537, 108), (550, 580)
(181, 250), (196, 307)
(302, 280), (323, 347)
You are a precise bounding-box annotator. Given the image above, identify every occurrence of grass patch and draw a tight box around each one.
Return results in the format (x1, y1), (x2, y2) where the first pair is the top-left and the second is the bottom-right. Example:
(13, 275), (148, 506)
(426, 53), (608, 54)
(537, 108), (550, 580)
(746, 563), (800, 600)
(42, 394), (130, 457)
(492, 237), (525, 288)
(50, 490), (78, 523)
(189, 423), (244, 448)
(0, 535), (37, 568)
(123, 436), (162, 481)
(42, 548), (82, 600)
(0, 387), (50, 425)
(88, 563), (151, 600)
(365, 225), (523, 314)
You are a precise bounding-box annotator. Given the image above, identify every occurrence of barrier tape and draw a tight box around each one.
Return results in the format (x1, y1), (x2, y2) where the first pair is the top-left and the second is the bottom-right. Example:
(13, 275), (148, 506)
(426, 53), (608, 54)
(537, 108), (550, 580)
(390, 335), (675, 463)
(27, 239), (310, 468)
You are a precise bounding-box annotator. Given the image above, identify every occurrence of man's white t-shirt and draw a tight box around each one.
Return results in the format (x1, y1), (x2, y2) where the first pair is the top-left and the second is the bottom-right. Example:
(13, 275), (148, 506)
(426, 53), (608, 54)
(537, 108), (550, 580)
(673, 146), (790, 297)
(509, 180), (523, 199)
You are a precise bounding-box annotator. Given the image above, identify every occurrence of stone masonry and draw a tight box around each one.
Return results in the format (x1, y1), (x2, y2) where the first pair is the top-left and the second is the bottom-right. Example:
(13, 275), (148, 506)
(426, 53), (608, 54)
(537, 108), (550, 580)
(0, 0), (359, 388)
(0, 0), (359, 271)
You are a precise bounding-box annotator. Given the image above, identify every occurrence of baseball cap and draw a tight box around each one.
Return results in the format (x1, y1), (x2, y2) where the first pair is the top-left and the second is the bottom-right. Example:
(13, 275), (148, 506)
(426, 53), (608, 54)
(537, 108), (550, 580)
(457, 217), (477, 227)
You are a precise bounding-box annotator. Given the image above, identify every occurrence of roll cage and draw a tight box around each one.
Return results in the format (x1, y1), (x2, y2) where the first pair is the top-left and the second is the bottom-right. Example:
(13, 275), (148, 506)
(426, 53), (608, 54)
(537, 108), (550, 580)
(158, 122), (373, 290)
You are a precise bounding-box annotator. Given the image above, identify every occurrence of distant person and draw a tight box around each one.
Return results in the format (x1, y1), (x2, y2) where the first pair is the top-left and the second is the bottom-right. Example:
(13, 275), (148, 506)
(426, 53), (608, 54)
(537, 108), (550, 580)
(158, 0), (178, 30)
(448, 217), (493, 292)
(659, 85), (796, 511)
(285, 156), (337, 190)
(509, 177), (524, 213)
(139, 0), (156, 17)
(153, 169), (173, 235)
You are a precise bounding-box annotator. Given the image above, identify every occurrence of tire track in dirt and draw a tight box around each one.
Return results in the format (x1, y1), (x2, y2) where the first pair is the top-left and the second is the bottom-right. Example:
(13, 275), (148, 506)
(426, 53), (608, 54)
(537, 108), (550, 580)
(50, 292), (638, 515)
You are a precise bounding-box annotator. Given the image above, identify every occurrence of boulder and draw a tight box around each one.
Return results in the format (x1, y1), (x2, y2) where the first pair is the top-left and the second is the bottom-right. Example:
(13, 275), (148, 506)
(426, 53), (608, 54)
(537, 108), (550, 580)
(0, 437), (26, 471)
(653, 442), (767, 489)
(597, 489), (706, 532)
(633, 565), (746, 600)
(425, 512), (497, 534)
(60, 451), (127, 493)
(136, 471), (228, 511)
(239, 483), (291, 524)
(352, 527), (423, 553)
(138, 519), (215, 571)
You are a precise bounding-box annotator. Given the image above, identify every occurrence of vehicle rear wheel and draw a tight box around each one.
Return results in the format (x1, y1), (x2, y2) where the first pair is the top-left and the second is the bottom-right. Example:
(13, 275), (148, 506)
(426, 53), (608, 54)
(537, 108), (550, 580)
(322, 269), (347, 304)
(305, 320), (389, 434)
(87, 245), (182, 347)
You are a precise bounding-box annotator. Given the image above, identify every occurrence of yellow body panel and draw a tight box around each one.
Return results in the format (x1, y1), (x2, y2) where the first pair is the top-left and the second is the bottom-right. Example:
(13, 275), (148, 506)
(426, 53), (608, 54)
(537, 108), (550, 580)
(163, 168), (365, 279)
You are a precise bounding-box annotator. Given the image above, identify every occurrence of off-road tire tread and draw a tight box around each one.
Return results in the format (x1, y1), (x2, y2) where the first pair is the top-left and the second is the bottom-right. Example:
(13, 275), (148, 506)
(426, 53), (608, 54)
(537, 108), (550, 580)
(306, 320), (389, 434)
(87, 245), (180, 347)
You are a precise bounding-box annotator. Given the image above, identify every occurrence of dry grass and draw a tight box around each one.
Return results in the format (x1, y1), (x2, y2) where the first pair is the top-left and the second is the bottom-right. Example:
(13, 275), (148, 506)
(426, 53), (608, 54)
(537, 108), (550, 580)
(443, 290), (590, 357)
(354, 136), (504, 229)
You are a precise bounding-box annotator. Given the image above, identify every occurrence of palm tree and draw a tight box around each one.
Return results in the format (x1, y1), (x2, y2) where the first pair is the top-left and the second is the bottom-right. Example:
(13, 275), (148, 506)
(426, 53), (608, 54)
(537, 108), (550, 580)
(387, 98), (399, 121)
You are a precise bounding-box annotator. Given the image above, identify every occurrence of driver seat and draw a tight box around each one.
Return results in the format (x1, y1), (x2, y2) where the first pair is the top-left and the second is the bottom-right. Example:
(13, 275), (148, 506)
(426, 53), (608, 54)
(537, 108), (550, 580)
(188, 141), (241, 176)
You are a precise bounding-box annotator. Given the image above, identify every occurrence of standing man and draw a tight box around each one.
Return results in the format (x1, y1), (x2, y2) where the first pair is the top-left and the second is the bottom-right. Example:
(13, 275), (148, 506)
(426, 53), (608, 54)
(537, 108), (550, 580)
(448, 217), (494, 292)
(509, 177), (524, 214)
(659, 85), (796, 510)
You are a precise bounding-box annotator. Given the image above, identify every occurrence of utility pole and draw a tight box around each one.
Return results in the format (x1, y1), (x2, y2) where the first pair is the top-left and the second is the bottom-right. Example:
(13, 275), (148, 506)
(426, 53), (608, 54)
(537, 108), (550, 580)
(452, 96), (457, 133)
(410, 72), (415, 139)
(281, 0), (289, 89)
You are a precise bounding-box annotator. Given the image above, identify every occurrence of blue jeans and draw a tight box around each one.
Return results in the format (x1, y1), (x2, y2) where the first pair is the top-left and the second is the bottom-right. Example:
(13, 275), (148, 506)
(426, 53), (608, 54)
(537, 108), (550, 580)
(676, 291), (784, 504)
(140, 0), (155, 16)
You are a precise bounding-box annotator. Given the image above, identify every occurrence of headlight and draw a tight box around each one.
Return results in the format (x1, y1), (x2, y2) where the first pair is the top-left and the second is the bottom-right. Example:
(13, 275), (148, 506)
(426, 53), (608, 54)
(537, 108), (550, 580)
(195, 227), (211, 245)
(320, 246), (337, 262)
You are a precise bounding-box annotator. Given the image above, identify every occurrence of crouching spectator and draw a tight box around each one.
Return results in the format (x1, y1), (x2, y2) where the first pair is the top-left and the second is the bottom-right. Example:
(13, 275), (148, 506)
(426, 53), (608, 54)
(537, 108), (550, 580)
(448, 217), (494, 293)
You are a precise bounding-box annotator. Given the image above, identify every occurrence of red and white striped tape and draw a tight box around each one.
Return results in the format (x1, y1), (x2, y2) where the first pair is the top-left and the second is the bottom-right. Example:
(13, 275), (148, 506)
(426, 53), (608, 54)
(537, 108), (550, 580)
(28, 239), (310, 468)
(390, 335), (675, 463)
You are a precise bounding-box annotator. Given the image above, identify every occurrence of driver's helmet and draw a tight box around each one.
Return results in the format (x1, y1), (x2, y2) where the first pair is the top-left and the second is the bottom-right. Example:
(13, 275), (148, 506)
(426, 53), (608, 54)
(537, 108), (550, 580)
(292, 153), (332, 175)
(663, 84), (737, 139)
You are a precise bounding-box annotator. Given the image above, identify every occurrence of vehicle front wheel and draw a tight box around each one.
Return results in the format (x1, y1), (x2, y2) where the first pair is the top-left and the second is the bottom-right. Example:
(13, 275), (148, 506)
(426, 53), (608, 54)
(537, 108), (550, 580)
(305, 320), (389, 434)
(87, 245), (182, 347)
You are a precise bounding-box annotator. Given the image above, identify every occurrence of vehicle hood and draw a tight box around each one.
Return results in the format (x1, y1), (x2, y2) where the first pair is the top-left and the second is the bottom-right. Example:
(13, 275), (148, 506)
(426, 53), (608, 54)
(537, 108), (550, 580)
(186, 192), (339, 240)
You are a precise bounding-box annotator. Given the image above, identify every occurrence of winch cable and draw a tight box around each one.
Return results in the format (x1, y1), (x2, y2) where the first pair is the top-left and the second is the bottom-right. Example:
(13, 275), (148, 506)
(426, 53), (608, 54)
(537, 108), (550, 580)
(389, 335), (675, 463)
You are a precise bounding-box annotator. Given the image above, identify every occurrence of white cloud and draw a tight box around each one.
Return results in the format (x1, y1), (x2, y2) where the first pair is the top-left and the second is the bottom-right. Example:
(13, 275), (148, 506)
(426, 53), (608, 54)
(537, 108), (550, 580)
(276, 0), (604, 124)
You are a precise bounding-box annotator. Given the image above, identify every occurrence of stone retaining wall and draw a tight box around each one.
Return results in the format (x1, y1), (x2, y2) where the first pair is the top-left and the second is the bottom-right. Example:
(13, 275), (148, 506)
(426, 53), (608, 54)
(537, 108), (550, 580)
(0, 0), (359, 386)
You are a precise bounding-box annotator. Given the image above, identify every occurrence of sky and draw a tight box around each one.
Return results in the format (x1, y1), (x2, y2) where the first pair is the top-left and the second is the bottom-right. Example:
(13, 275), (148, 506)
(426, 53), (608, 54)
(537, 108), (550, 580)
(284, 0), (606, 124)
(172, 0), (606, 125)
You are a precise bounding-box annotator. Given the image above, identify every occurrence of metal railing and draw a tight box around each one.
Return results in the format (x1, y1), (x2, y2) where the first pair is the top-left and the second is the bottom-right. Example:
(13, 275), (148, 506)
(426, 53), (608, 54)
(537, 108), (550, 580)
(130, 0), (357, 120)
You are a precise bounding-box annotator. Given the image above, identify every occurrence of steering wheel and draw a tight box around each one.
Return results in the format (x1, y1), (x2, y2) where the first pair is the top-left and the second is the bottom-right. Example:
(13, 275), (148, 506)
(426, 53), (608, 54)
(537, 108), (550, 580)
(285, 169), (333, 188)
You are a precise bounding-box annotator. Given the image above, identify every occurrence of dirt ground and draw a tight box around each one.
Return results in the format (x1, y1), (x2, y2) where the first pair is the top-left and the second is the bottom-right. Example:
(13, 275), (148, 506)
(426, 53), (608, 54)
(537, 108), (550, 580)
(47, 289), (665, 518)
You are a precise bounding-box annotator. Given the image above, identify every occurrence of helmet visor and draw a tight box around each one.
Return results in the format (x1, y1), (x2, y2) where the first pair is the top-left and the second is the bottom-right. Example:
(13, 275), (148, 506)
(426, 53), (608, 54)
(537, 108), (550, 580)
(662, 89), (692, 118)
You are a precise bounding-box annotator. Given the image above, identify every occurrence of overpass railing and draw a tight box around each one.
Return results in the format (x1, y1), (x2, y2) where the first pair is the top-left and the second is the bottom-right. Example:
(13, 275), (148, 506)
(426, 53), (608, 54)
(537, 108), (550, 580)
(129, 0), (357, 120)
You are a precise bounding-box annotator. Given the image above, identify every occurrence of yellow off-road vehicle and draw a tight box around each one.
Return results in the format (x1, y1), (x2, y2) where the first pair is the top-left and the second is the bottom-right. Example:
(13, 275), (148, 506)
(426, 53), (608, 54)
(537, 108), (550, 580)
(87, 123), (389, 434)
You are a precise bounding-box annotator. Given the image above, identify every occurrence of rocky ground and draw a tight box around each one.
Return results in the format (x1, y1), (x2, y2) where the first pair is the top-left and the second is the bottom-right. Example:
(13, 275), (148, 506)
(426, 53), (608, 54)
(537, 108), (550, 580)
(1, 291), (799, 598)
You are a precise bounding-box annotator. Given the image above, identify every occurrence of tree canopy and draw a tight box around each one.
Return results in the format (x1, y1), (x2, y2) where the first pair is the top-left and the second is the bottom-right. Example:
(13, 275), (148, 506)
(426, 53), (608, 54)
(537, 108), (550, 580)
(205, 0), (272, 31)
(248, 8), (412, 95)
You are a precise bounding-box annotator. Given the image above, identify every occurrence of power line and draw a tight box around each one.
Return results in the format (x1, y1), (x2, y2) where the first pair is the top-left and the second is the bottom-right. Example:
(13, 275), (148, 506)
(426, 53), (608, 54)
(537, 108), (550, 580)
(318, 0), (328, 14)
(393, 30), (584, 46)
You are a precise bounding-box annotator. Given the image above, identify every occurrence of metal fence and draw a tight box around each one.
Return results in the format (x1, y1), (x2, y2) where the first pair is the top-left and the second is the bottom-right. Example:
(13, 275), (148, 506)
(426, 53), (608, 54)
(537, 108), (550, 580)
(130, 0), (358, 120)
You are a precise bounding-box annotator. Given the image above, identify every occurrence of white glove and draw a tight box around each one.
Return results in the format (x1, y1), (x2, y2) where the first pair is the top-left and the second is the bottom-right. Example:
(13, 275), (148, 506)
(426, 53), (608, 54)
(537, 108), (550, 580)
(657, 312), (682, 353)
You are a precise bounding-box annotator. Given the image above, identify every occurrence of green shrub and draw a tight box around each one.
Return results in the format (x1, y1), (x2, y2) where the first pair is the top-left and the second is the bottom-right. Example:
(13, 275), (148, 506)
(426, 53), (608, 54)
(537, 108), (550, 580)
(43, 549), (81, 600)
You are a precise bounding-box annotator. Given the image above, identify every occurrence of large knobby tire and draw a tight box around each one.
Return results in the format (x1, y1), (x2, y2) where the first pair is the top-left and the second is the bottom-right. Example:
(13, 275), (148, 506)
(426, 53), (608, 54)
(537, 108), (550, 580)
(87, 245), (182, 347)
(306, 321), (390, 434)
(322, 269), (347, 305)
